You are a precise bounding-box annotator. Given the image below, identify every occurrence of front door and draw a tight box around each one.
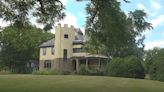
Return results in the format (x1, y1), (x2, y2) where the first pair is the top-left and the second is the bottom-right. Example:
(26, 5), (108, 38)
(72, 60), (76, 71)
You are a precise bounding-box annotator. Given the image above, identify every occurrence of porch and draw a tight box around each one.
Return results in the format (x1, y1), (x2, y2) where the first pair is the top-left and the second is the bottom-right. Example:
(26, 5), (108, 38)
(72, 55), (110, 72)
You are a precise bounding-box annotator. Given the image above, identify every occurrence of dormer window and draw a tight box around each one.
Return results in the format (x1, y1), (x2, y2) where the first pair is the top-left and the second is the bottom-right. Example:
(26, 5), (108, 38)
(64, 34), (68, 39)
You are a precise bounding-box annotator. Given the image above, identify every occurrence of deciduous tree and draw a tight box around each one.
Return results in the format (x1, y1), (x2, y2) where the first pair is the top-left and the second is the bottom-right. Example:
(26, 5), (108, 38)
(0, 0), (65, 30)
(0, 25), (54, 73)
(82, 0), (152, 58)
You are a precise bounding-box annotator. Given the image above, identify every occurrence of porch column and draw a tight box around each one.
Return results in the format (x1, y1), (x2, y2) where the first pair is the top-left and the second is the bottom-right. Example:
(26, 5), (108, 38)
(86, 58), (88, 68)
(76, 59), (79, 72)
(106, 59), (109, 67)
(98, 58), (101, 69)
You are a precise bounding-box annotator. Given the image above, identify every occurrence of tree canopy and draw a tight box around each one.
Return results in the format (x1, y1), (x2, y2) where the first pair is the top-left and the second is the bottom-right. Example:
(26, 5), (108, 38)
(83, 0), (152, 58)
(106, 56), (145, 79)
(0, 25), (54, 73)
(148, 48), (164, 82)
(0, 0), (65, 30)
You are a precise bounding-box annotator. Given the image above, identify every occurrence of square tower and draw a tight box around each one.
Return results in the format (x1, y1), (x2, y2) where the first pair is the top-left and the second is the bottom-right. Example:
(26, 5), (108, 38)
(54, 24), (75, 71)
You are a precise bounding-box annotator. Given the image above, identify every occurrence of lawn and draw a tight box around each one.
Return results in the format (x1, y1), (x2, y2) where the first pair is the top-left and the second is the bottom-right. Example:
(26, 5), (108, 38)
(0, 75), (164, 92)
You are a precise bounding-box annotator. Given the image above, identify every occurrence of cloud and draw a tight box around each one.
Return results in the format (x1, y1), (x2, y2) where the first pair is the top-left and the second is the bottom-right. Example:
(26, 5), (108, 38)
(145, 40), (164, 50)
(57, 12), (79, 27)
(29, 11), (80, 33)
(150, 0), (161, 10)
(0, 18), (10, 28)
(151, 15), (164, 28)
(60, 0), (69, 5)
(49, 12), (79, 33)
(137, 3), (148, 11)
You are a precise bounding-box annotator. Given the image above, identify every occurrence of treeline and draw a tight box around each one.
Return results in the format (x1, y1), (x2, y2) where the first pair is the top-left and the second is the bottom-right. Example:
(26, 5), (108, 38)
(79, 48), (164, 82)
(0, 25), (54, 73)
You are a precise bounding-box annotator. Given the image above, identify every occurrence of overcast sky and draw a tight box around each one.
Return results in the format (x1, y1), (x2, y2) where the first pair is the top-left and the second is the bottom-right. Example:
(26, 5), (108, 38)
(0, 0), (164, 50)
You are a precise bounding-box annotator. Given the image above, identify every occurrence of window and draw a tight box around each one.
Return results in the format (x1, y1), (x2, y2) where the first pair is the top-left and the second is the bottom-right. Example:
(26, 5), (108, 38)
(51, 47), (55, 55)
(44, 60), (51, 69)
(43, 48), (46, 55)
(73, 48), (83, 53)
(63, 49), (67, 61)
(64, 34), (68, 38)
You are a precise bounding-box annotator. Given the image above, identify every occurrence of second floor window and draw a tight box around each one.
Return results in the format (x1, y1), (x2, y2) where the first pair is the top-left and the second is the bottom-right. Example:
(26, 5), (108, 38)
(73, 48), (83, 53)
(51, 47), (55, 55)
(43, 48), (46, 55)
(64, 34), (68, 39)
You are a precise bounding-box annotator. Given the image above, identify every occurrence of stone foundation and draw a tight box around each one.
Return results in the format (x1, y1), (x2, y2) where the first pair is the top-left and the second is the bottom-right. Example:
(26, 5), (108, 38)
(39, 60), (44, 70)
(53, 58), (73, 72)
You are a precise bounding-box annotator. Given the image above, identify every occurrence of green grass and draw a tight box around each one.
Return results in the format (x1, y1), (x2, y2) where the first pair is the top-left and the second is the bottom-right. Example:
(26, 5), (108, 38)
(0, 75), (164, 92)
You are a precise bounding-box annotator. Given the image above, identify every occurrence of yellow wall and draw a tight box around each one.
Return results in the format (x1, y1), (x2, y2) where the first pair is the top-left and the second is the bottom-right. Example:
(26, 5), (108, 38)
(73, 52), (87, 57)
(39, 47), (55, 60)
(73, 44), (83, 48)
(55, 24), (75, 58)
(39, 24), (88, 61)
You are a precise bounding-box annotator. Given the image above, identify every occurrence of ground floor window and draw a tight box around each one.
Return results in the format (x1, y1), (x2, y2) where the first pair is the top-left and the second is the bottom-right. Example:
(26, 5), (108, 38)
(63, 49), (67, 61)
(44, 60), (51, 69)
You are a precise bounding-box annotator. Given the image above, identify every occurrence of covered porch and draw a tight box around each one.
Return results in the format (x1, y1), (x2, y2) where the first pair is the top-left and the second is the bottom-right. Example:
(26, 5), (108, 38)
(72, 55), (110, 72)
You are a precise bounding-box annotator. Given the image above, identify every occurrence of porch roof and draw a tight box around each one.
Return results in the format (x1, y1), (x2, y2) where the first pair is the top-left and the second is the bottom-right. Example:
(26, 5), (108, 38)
(84, 54), (110, 59)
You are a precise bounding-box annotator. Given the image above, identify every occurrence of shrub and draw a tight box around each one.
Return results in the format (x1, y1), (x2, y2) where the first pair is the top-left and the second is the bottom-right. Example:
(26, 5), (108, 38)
(32, 69), (61, 75)
(0, 70), (12, 74)
(149, 49), (164, 82)
(78, 64), (89, 75)
(78, 64), (105, 76)
(106, 56), (145, 79)
(89, 68), (105, 76)
(0, 65), (12, 74)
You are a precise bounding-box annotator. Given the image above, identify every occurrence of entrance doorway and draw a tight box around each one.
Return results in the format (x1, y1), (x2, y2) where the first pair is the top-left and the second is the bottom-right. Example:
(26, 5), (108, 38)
(72, 59), (76, 71)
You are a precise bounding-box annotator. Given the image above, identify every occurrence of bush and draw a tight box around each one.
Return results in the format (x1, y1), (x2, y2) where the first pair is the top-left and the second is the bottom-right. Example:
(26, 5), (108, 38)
(32, 69), (61, 75)
(106, 56), (145, 79)
(78, 64), (89, 75)
(0, 65), (12, 74)
(0, 70), (12, 74)
(78, 64), (105, 76)
(149, 49), (164, 82)
(89, 68), (105, 76)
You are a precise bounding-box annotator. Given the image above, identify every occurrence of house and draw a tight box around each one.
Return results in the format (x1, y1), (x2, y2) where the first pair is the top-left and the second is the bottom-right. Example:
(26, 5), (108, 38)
(39, 24), (109, 72)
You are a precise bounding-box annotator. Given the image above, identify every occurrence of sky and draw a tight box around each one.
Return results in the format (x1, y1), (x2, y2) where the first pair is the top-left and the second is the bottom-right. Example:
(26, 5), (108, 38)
(0, 0), (164, 50)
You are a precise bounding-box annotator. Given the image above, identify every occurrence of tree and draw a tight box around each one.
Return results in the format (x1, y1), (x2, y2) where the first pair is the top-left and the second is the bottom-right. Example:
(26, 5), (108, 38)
(144, 47), (160, 73)
(0, 0), (62, 73)
(106, 56), (145, 79)
(149, 49), (164, 82)
(82, 0), (152, 58)
(0, 25), (54, 73)
(0, 0), (65, 30)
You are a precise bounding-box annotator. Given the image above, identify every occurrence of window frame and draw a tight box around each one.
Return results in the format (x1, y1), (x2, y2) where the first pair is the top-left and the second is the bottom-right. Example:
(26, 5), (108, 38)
(64, 34), (69, 39)
(73, 48), (83, 53)
(63, 49), (67, 61)
(44, 60), (51, 69)
(43, 48), (46, 55)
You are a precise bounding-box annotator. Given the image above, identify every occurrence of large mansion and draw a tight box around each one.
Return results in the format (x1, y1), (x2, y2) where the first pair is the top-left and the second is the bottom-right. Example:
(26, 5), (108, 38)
(39, 24), (109, 72)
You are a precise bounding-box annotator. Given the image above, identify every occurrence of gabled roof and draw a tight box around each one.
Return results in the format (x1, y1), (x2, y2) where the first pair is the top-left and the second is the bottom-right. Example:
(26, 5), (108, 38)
(76, 28), (83, 35)
(85, 54), (110, 59)
(39, 28), (85, 48)
(39, 38), (84, 48)
(39, 38), (55, 48)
